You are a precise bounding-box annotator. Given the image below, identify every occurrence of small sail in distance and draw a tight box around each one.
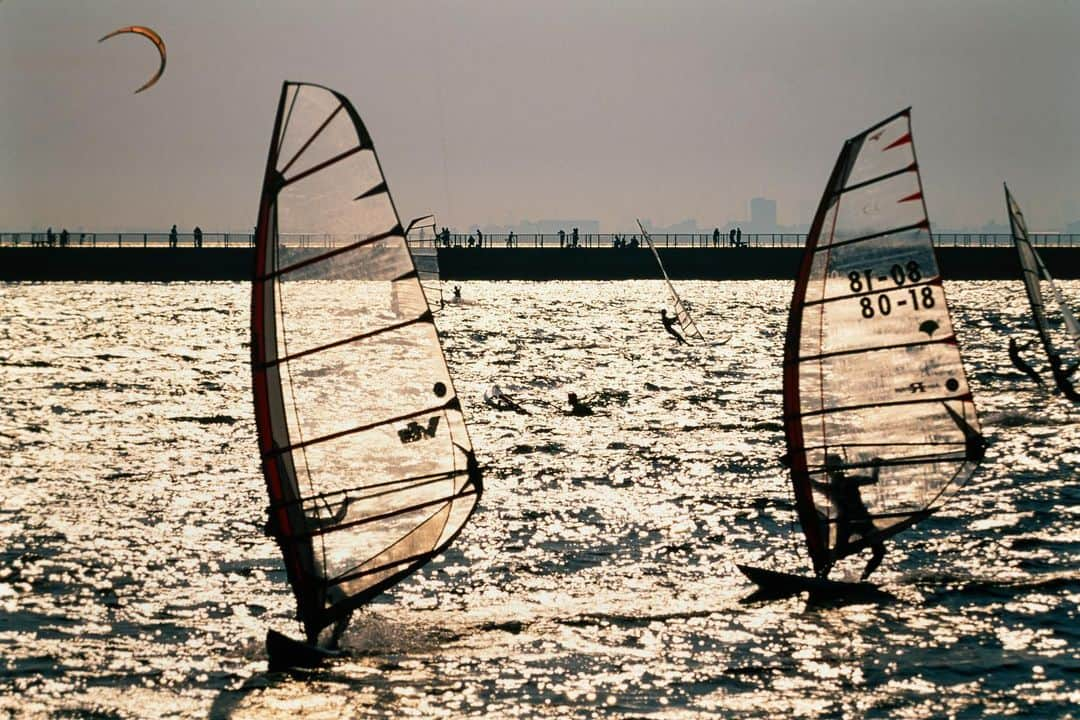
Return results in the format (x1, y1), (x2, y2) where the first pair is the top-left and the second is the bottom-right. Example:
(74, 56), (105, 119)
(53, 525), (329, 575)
(636, 219), (704, 342)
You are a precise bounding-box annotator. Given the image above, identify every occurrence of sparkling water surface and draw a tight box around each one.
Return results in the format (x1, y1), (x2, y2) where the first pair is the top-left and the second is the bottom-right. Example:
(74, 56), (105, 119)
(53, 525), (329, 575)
(1, 280), (1077, 718)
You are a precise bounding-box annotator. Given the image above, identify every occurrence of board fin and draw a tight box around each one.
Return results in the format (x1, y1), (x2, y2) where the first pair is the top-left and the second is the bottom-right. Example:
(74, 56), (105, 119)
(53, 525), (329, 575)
(266, 629), (344, 672)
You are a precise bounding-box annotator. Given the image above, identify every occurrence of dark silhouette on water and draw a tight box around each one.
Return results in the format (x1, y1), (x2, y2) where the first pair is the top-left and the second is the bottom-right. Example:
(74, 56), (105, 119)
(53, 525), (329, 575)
(1008, 337), (1044, 386)
(811, 454), (885, 581)
(659, 309), (686, 345)
(566, 392), (593, 416)
(485, 384), (529, 415)
(1049, 353), (1080, 401)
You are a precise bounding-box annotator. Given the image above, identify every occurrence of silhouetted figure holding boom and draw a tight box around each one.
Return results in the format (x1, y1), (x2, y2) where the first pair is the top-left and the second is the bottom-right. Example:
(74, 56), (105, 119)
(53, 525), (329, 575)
(811, 454), (885, 581)
(660, 309), (686, 345)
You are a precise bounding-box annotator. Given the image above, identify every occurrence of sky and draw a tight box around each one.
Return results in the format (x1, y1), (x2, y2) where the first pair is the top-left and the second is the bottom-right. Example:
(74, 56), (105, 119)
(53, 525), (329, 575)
(1, 0), (1078, 233)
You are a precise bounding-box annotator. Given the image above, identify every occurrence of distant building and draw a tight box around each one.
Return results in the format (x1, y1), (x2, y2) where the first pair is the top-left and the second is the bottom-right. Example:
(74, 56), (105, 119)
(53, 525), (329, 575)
(749, 198), (778, 234)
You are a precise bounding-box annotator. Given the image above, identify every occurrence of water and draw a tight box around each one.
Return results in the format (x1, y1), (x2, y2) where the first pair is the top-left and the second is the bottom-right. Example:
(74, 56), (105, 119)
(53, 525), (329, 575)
(1, 281), (1077, 718)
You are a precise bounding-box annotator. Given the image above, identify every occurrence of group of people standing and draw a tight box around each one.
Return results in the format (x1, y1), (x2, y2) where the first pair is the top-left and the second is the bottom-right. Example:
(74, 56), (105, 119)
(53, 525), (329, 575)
(168, 224), (204, 247)
(712, 226), (746, 247)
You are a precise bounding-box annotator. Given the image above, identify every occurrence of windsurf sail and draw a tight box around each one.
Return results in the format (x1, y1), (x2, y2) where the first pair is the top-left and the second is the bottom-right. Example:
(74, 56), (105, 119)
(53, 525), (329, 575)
(404, 214), (443, 311)
(784, 108), (984, 578)
(251, 81), (482, 645)
(636, 219), (704, 342)
(1005, 184), (1080, 398)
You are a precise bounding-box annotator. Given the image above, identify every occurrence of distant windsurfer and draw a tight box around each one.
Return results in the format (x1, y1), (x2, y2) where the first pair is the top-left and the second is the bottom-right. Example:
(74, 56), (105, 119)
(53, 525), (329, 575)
(659, 309), (686, 345)
(812, 454), (885, 581)
(566, 392), (593, 416)
(486, 384), (529, 415)
(1008, 337), (1043, 386)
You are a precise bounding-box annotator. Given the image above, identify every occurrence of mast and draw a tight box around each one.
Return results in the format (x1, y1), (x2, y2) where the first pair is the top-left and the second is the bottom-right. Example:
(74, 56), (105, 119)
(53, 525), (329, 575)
(784, 109), (983, 577)
(251, 82), (482, 643)
(636, 219), (705, 342)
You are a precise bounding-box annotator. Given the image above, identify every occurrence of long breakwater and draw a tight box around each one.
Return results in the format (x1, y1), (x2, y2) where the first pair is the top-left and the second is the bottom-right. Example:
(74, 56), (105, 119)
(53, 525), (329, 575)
(2, 245), (1079, 281)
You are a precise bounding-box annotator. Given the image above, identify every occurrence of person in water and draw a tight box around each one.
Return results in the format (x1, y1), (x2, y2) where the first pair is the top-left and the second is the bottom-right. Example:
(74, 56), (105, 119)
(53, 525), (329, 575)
(452, 285), (462, 301)
(811, 454), (885, 581)
(566, 392), (593, 416)
(1008, 337), (1044, 386)
(659, 309), (687, 345)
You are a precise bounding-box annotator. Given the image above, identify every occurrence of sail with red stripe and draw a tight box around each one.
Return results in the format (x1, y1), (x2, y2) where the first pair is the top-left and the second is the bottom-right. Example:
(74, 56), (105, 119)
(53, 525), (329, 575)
(251, 81), (481, 644)
(784, 108), (984, 577)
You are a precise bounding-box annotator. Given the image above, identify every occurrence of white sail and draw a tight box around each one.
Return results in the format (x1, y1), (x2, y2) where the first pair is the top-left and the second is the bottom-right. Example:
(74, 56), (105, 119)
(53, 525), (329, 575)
(783, 108), (984, 577)
(404, 214), (443, 312)
(1006, 184), (1080, 400)
(636, 219), (704, 342)
(251, 82), (481, 644)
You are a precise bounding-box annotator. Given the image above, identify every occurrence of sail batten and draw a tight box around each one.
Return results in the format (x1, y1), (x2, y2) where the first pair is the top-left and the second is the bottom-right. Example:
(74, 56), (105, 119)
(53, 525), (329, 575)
(252, 81), (481, 644)
(784, 109), (982, 577)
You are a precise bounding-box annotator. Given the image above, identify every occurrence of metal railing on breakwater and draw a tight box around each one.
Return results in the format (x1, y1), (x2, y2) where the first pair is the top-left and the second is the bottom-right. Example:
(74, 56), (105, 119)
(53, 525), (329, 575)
(1, 231), (1078, 250)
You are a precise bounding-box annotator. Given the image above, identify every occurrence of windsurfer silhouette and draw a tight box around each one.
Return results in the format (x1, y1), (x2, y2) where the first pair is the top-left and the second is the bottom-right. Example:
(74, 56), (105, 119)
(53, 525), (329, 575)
(1008, 337), (1044, 386)
(486, 384), (529, 415)
(1049, 353), (1080, 400)
(812, 454), (885, 581)
(660, 309), (687, 345)
(566, 392), (593, 416)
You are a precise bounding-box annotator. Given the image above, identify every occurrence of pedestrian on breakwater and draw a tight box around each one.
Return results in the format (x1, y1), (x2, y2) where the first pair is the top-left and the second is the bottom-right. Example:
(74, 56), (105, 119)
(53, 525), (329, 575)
(59, 229), (69, 247)
(737, 227), (743, 246)
(46, 227), (55, 247)
(193, 226), (203, 248)
(713, 228), (720, 247)
(169, 224), (178, 247)
(506, 231), (515, 247)
(729, 227), (736, 246)
(476, 228), (483, 247)
(558, 229), (566, 248)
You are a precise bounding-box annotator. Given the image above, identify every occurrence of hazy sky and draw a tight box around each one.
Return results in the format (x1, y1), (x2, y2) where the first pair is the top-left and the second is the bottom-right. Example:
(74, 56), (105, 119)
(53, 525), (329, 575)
(2, 1), (1078, 232)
